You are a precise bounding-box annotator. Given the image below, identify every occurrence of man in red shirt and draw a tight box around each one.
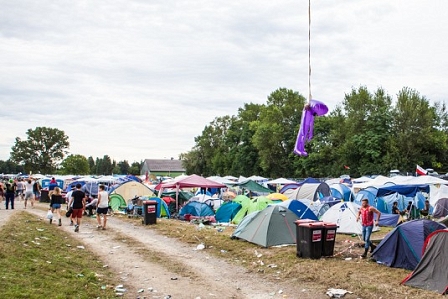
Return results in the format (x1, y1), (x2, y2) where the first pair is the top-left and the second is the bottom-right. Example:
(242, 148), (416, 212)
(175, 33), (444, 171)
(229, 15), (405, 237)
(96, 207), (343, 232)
(356, 198), (381, 258)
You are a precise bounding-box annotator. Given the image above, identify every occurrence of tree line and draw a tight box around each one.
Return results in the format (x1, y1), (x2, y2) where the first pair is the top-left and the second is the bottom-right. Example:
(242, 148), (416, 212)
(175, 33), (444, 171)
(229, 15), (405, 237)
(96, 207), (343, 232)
(180, 86), (448, 178)
(3, 86), (447, 179)
(1, 127), (141, 175)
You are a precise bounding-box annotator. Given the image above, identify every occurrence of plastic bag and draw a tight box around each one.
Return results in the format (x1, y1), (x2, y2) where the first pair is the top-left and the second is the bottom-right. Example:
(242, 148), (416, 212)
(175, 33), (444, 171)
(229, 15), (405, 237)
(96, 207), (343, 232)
(46, 209), (53, 219)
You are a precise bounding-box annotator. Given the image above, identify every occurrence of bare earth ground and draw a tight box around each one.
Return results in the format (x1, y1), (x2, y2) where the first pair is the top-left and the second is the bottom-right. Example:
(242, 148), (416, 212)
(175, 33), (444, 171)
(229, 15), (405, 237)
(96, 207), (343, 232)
(0, 202), (327, 299)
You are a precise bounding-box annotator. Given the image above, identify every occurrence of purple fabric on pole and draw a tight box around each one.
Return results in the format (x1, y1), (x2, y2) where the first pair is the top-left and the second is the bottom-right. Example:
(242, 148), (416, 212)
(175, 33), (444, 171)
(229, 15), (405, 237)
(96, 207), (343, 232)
(293, 99), (329, 156)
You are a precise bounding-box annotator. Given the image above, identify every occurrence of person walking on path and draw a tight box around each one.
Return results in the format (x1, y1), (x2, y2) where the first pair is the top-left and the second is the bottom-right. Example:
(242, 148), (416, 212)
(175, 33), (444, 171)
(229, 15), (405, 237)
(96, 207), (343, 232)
(16, 178), (25, 202)
(50, 187), (64, 226)
(24, 179), (35, 209)
(356, 198), (381, 258)
(96, 184), (110, 230)
(33, 180), (41, 202)
(68, 183), (86, 233)
(5, 179), (16, 209)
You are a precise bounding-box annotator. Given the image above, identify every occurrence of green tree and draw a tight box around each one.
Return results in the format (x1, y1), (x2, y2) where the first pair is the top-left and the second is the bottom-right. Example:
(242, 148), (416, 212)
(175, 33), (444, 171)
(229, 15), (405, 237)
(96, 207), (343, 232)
(117, 160), (130, 174)
(129, 162), (141, 175)
(10, 127), (69, 174)
(60, 154), (90, 175)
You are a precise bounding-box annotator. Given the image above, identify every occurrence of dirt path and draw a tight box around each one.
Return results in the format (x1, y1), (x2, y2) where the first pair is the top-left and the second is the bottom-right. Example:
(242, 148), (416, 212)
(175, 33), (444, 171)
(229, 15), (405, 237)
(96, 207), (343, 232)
(1, 202), (325, 299)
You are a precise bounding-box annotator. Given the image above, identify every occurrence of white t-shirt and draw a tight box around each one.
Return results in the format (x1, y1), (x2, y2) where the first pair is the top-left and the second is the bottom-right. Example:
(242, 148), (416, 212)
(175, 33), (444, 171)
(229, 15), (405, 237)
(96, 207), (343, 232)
(25, 181), (34, 192)
(97, 190), (109, 208)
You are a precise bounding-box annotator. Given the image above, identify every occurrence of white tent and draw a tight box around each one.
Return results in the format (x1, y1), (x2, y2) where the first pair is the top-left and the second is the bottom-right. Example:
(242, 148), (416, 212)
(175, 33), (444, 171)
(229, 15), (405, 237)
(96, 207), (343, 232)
(265, 178), (297, 185)
(321, 201), (380, 234)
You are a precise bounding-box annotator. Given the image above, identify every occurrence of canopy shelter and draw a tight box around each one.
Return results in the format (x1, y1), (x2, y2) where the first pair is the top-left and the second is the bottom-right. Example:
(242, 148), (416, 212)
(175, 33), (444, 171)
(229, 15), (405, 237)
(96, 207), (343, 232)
(376, 184), (430, 197)
(159, 174), (226, 211)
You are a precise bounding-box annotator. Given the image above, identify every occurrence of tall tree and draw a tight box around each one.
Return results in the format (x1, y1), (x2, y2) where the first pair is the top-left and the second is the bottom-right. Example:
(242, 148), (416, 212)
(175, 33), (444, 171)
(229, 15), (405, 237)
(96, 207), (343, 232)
(60, 154), (90, 175)
(10, 127), (69, 174)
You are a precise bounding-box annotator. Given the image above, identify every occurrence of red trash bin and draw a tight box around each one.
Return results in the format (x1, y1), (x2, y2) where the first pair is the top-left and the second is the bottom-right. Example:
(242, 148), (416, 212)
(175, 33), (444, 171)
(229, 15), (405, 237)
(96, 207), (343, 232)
(297, 222), (324, 259)
(321, 222), (338, 257)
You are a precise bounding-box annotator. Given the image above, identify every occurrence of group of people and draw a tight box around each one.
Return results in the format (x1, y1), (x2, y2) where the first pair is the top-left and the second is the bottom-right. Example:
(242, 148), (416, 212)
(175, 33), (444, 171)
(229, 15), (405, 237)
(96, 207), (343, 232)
(0, 177), (41, 210)
(49, 183), (110, 233)
(391, 200), (431, 220)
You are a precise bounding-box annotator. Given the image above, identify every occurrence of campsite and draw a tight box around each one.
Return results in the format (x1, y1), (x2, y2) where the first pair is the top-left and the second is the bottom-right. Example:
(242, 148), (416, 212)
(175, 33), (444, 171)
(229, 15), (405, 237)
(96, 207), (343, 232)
(1, 173), (448, 298)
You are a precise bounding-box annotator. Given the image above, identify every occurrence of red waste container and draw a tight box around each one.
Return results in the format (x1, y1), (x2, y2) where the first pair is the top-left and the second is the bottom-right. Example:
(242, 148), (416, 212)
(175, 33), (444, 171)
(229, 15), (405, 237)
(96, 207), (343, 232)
(295, 219), (316, 258)
(321, 222), (338, 257)
(297, 222), (324, 259)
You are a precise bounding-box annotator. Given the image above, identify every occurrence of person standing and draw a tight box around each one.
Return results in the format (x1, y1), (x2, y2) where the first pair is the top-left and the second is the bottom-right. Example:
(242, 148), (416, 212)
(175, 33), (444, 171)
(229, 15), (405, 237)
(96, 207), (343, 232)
(24, 179), (35, 209)
(50, 187), (64, 226)
(356, 198), (381, 258)
(5, 179), (16, 209)
(96, 185), (109, 230)
(33, 180), (41, 202)
(16, 178), (25, 201)
(0, 182), (4, 208)
(68, 184), (86, 233)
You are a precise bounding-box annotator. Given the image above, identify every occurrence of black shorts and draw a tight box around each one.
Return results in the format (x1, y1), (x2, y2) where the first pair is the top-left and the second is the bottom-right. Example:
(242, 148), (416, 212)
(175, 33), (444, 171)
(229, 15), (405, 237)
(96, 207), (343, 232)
(96, 207), (108, 215)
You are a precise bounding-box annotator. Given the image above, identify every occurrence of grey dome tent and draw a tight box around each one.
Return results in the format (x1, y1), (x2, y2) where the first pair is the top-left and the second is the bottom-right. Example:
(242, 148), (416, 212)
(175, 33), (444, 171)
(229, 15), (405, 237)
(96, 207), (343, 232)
(230, 205), (299, 247)
(402, 229), (448, 294)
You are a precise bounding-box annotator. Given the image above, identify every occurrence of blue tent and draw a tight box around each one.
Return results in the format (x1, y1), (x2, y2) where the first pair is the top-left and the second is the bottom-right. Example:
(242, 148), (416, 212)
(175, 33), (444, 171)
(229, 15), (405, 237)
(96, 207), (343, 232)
(279, 177), (320, 193)
(179, 201), (215, 217)
(330, 184), (354, 202)
(146, 197), (171, 218)
(82, 182), (100, 196)
(215, 202), (242, 223)
(278, 199), (318, 220)
(372, 219), (446, 270)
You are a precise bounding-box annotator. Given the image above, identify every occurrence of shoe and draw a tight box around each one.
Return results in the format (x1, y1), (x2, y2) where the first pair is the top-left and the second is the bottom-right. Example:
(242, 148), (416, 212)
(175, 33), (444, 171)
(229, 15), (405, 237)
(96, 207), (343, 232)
(102, 227), (106, 230)
(58, 219), (62, 226)
(74, 225), (79, 232)
(50, 219), (52, 224)
(370, 244), (377, 253)
(70, 221), (74, 226)
(361, 248), (368, 258)
(97, 225), (102, 229)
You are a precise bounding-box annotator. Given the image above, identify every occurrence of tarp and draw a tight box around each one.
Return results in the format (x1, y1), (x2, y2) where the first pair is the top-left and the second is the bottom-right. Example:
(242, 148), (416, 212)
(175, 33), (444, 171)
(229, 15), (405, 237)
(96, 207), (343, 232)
(402, 229), (448, 294)
(231, 205), (299, 247)
(161, 174), (226, 189)
(372, 220), (446, 270)
(376, 184), (430, 197)
(236, 180), (274, 194)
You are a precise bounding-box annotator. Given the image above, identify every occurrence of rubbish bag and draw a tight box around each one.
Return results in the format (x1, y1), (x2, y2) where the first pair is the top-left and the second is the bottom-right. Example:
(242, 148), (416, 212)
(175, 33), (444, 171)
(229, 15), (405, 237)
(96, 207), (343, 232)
(46, 209), (53, 219)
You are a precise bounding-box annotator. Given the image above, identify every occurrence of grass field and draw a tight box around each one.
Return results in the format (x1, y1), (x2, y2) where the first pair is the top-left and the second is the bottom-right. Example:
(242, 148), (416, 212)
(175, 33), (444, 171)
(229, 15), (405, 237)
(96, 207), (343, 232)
(0, 212), (118, 299)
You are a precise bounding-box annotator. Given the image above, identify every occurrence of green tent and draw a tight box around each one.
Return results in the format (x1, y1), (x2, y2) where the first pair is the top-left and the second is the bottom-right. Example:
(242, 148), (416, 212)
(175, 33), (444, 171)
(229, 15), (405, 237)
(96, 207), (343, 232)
(109, 193), (127, 212)
(231, 195), (251, 224)
(231, 205), (299, 247)
(247, 196), (274, 214)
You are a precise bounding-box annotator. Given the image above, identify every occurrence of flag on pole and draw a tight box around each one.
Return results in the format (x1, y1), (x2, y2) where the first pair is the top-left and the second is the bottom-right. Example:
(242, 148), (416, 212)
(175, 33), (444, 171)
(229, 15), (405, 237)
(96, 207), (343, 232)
(416, 165), (428, 176)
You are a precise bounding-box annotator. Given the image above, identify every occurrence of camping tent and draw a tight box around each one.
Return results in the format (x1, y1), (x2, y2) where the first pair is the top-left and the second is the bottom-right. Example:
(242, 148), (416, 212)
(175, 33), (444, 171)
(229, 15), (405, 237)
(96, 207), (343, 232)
(284, 182), (331, 202)
(433, 197), (448, 218)
(278, 199), (318, 221)
(109, 193), (127, 212)
(372, 219), (446, 270)
(402, 229), (448, 294)
(320, 201), (380, 234)
(231, 205), (299, 247)
(109, 180), (155, 200)
(179, 201), (215, 217)
(330, 183), (354, 202)
(215, 202), (242, 223)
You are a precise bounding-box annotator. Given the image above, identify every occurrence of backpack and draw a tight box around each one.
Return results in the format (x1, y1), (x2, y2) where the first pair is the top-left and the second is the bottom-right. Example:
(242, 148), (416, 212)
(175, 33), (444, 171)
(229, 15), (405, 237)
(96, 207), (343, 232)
(6, 183), (14, 193)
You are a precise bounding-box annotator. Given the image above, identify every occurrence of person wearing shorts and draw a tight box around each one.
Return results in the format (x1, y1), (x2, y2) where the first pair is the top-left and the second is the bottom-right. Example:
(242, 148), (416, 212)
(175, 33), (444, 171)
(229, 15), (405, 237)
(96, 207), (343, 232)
(24, 179), (35, 209)
(96, 184), (109, 230)
(50, 187), (64, 226)
(68, 184), (86, 233)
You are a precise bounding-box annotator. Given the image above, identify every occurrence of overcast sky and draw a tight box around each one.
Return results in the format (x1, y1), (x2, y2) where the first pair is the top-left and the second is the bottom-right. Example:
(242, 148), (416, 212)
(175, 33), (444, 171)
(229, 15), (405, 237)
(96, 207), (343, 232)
(1, 0), (447, 164)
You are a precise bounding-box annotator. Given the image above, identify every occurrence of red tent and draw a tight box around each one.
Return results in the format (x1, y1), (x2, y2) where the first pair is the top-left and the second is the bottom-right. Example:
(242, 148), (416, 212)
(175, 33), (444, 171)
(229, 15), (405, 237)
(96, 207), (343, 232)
(159, 174), (227, 210)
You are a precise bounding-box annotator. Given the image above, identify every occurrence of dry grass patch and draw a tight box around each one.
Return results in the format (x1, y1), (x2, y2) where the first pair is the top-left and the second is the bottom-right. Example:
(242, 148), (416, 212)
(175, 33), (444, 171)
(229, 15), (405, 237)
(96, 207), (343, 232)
(117, 215), (437, 299)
